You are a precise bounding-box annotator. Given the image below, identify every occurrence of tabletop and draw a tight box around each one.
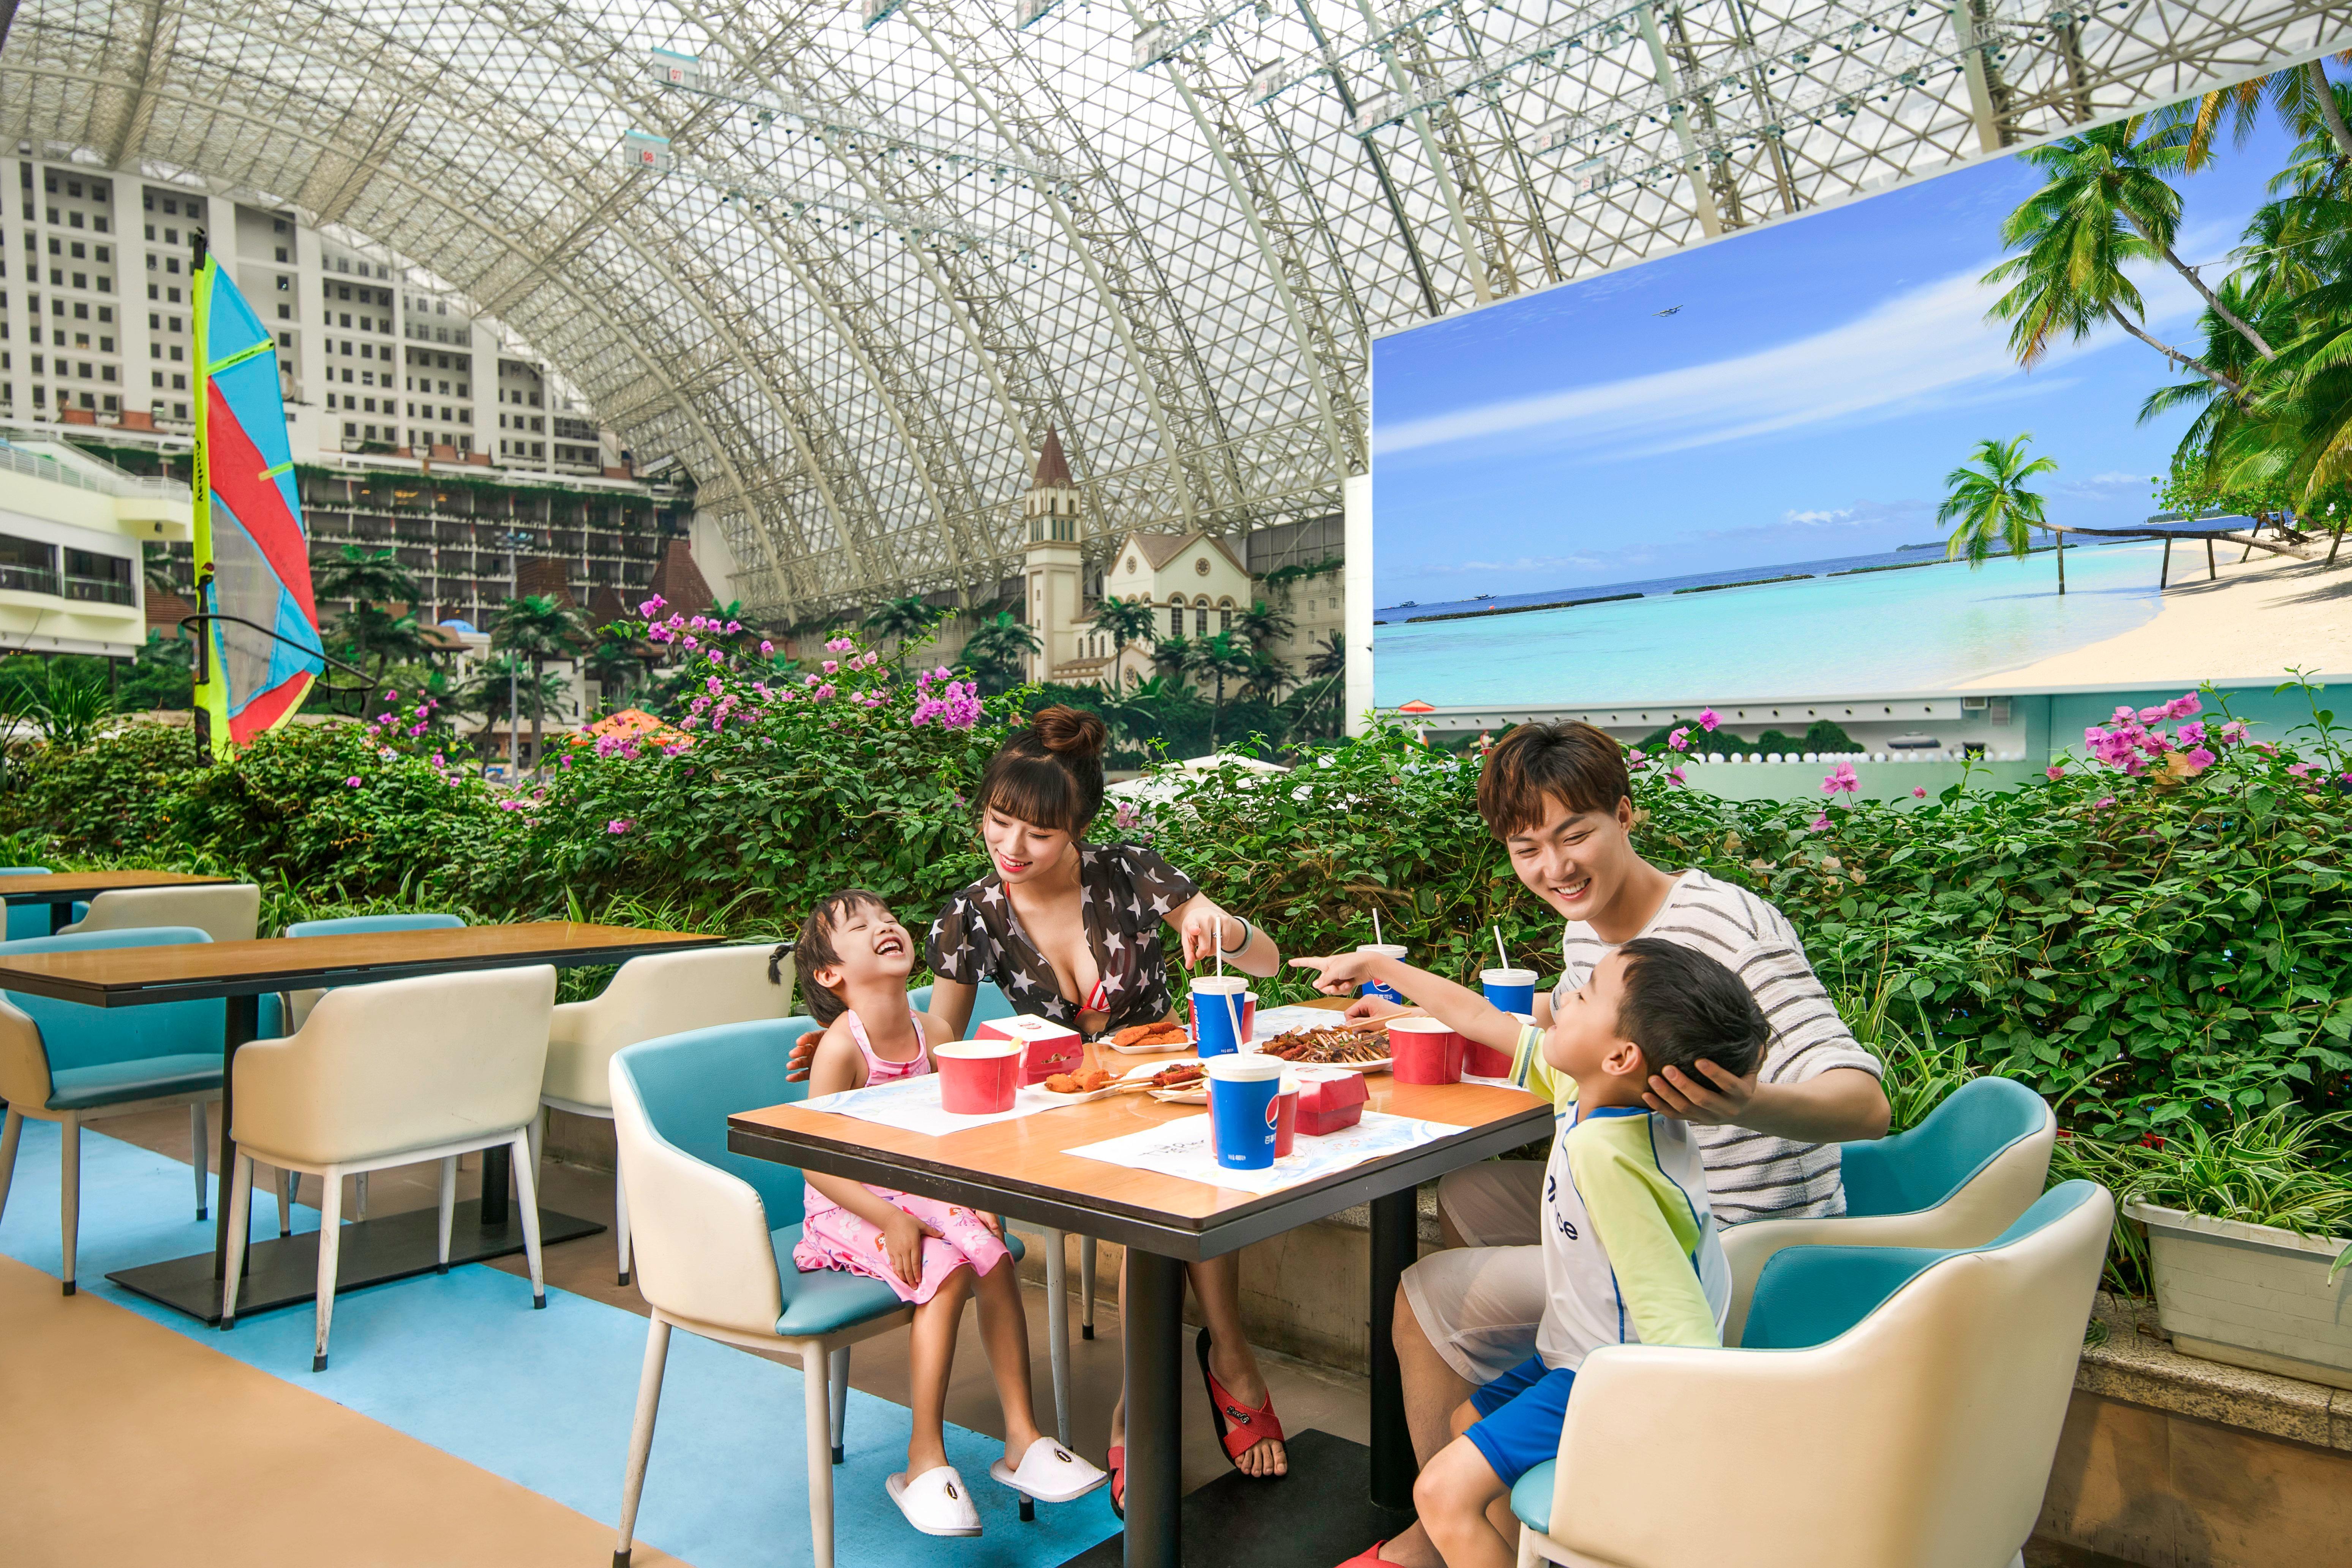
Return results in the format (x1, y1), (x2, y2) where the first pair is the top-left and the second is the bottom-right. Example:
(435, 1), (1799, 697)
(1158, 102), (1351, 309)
(729, 1005), (1550, 1260)
(0, 870), (237, 903)
(0, 921), (730, 1006)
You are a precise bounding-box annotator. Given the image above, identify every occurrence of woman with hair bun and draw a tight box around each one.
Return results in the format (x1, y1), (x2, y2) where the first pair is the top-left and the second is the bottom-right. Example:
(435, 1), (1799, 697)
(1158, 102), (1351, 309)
(936, 705), (1289, 1506)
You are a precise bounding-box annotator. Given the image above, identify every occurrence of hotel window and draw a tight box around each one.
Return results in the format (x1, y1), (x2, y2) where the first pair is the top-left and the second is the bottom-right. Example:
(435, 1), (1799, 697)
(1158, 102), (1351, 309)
(62, 547), (134, 606)
(0, 533), (60, 595)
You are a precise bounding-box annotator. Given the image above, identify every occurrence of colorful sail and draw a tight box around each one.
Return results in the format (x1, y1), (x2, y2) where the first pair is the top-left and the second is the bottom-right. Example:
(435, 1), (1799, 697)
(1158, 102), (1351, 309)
(190, 253), (324, 756)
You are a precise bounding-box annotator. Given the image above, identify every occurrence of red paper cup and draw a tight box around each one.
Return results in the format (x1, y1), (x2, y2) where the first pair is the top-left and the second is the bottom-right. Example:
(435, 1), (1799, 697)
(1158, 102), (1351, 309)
(1274, 1076), (1299, 1157)
(1462, 1039), (1516, 1079)
(1388, 1017), (1464, 1084)
(934, 1042), (1022, 1114)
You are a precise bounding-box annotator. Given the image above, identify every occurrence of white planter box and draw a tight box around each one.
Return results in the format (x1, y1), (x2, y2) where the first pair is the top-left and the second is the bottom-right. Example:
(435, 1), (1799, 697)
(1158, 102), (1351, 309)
(2125, 1200), (2352, 1390)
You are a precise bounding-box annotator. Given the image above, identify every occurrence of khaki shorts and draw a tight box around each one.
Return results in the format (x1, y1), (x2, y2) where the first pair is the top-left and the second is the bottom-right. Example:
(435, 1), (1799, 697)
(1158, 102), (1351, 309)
(1437, 1160), (1544, 1248)
(1400, 1163), (1548, 1384)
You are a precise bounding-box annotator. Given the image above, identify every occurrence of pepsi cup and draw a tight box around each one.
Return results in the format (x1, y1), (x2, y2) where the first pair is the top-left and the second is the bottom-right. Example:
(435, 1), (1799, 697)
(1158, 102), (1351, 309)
(1481, 967), (1538, 1014)
(1356, 944), (1409, 1004)
(1206, 1055), (1285, 1170)
(1189, 977), (1255, 1057)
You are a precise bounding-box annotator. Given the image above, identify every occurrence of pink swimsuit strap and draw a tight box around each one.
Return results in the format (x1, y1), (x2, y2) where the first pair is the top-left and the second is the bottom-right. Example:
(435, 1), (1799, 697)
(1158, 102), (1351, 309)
(845, 1003), (931, 1084)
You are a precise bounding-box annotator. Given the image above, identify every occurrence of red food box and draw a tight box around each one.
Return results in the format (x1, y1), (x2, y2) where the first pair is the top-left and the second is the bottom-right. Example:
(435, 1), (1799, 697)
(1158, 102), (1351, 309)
(1292, 1066), (1368, 1137)
(976, 1014), (1086, 1086)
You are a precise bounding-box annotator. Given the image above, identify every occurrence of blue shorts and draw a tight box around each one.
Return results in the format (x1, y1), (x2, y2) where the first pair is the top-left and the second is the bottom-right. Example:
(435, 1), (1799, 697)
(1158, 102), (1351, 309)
(1464, 1353), (1577, 1486)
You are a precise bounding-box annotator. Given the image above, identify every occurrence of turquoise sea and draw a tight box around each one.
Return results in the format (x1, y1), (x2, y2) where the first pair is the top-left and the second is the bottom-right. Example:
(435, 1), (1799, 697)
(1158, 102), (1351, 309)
(1371, 539), (2176, 707)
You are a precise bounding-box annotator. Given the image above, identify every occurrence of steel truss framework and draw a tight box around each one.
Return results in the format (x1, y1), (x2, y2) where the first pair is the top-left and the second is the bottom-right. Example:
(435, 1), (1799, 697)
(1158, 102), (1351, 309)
(4, 0), (2347, 620)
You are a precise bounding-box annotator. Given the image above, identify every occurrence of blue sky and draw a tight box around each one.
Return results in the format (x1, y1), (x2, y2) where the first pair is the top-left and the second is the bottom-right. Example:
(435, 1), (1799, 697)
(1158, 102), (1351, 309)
(1370, 113), (2296, 607)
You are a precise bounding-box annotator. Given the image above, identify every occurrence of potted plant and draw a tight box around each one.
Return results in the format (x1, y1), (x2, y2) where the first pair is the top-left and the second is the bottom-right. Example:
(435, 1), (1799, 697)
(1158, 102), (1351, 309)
(2102, 1109), (2352, 1389)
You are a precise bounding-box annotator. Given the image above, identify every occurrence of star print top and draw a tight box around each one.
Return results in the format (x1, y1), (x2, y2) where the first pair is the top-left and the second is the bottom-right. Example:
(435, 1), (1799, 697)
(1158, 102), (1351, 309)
(925, 842), (1200, 1034)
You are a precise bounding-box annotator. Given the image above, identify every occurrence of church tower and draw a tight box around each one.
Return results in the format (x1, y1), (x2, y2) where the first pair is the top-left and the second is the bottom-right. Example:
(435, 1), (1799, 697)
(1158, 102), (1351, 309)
(1022, 429), (1084, 683)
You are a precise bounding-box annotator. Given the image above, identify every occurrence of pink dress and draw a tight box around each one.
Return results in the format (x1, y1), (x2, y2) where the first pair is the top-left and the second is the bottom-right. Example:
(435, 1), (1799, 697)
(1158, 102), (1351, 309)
(792, 1003), (1013, 1304)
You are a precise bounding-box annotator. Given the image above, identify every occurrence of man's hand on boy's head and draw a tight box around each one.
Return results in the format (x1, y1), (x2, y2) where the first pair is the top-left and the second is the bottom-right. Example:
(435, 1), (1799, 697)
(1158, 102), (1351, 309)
(1288, 952), (1384, 995)
(1641, 1057), (1759, 1125)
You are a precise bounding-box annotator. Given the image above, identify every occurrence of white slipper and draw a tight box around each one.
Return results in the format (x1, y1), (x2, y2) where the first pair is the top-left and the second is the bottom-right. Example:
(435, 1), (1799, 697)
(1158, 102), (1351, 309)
(886, 1465), (982, 1536)
(989, 1436), (1109, 1503)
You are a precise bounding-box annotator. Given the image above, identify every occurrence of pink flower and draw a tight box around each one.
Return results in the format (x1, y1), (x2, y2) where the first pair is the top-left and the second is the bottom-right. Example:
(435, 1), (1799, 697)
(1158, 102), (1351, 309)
(1821, 762), (1859, 795)
(2219, 721), (2249, 744)
(345, 776), (362, 787)
(1912, 786), (1927, 798)
(2094, 795), (2116, 810)
(2184, 747), (2216, 769)
(813, 683), (836, 700)
(2178, 721), (2207, 746)
(432, 753), (446, 767)
(1666, 767), (1686, 787)
(1698, 708), (1720, 732)
(803, 674), (820, 686)
(1626, 747), (1647, 766)
(759, 640), (774, 655)
(2046, 765), (2065, 780)
(1810, 812), (1831, 831)
(2165, 693), (2202, 720)
(707, 650), (724, 665)
(726, 621), (741, 634)
(385, 689), (399, 700)
(1668, 727), (1691, 752)
(826, 637), (854, 653)
(2138, 705), (2169, 725)
(822, 660), (839, 674)
(607, 819), (632, 834)
(681, 635), (698, 650)
(2288, 762), (2315, 777)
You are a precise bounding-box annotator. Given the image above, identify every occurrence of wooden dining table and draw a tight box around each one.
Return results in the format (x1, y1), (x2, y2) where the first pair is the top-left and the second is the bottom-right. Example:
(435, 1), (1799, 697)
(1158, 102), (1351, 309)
(0, 921), (725, 1322)
(0, 870), (238, 934)
(728, 1003), (1550, 1568)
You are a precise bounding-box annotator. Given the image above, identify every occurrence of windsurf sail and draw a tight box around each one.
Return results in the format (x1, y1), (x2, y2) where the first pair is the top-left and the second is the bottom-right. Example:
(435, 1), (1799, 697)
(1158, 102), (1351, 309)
(190, 246), (324, 757)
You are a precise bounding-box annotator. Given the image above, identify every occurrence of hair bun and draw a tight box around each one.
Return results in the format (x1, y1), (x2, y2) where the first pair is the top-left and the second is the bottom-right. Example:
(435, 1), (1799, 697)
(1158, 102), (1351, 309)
(1032, 704), (1108, 759)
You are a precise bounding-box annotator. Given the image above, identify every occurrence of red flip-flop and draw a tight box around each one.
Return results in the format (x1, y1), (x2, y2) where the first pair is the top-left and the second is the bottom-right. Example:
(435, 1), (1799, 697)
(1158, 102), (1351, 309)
(1196, 1328), (1286, 1476)
(1332, 1544), (1391, 1568)
(1107, 1445), (1124, 1519)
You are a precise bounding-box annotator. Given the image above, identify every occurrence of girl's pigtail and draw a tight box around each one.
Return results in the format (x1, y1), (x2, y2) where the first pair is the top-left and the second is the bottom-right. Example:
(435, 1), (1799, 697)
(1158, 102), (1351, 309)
(768, 941), (797, 986)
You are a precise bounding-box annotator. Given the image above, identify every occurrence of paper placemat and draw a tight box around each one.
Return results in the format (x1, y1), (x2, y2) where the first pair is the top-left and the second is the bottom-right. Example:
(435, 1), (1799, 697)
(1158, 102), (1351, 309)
(801, 1072), (1069, 1136)
(1062, 1110), (1452, 1197)
(1249, 1004), (1351, 1042)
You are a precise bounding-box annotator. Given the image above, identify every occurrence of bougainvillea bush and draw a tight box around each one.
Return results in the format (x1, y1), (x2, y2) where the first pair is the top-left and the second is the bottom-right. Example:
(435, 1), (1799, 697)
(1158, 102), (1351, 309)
(8, 637), (2348, 1149)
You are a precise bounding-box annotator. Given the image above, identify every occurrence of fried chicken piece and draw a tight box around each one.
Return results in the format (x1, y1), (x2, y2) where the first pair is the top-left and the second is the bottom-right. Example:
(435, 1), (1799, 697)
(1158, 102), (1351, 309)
(1075, 1068), (1115, 1092)
(1045, 1073), (1082, 1094)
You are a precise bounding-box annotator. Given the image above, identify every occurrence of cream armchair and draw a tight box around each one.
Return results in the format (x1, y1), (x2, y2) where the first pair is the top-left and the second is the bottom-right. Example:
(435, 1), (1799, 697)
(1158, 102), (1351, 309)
(1511, 1180), (2114, 1568)
(1721, 1074), (2057, 1342)
(63, 883), (260, 945)
(220, 966), (558, 1371)
(535, 944), (793, 1287)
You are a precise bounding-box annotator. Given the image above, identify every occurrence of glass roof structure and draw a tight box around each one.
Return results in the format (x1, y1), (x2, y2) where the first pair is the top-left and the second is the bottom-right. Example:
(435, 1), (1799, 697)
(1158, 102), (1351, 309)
(3, 0), (2336, 620)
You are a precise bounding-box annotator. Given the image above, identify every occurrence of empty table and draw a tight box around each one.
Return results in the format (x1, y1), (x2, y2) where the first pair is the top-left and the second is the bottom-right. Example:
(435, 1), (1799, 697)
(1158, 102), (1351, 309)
(0, 920), (726, 1322)
(0, 871), (237, 934)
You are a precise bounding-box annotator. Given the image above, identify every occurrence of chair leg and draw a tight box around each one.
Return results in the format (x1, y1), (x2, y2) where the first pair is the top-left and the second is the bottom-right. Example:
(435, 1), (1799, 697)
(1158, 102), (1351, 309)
(277, 1166), (296, 1237)
(1515, 1524), (1541, 1568)
(528, 1106), (545, 1179)
(509, 1132), (545, 1308)
(827, 1346), (849, 1464)
(613, 1317), (672, 1568)
(190, 1102), (209, 1220)
(354, 1170), (368, 1221)
(221, 1154), (254, 1327)
(436, 1157), (458, 1273)
(614, 1153), (633, 1288)
(58, 1114), (79, 1296)
(802, 1340), (836, 1568)
(1045, 1227), (1072, 1445)
(0, 1106), (24, 1232)
(1080, 1233), (1097, 1339)
(313, 1169), (344, 1371)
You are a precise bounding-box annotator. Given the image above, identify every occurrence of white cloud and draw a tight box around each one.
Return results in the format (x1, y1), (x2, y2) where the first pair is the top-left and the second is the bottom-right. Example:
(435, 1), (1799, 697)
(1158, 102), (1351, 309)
(1416, 553), (1606, 576)
(1782, 507), (1856, 526)
(1374, 252), (2205, 467)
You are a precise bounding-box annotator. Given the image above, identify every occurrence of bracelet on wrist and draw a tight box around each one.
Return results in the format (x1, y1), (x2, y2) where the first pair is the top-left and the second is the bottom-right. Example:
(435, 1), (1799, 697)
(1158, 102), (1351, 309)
(1218, 915), (1252, 954)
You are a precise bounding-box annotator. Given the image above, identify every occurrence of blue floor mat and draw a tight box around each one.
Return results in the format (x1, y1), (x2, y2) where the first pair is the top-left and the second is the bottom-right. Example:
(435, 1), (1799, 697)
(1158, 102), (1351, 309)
(0, 1116), (1120, 1568)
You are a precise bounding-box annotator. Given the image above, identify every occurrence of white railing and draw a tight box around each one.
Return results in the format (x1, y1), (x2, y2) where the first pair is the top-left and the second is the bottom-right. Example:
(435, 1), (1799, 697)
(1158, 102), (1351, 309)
(0, 438), (190, 502)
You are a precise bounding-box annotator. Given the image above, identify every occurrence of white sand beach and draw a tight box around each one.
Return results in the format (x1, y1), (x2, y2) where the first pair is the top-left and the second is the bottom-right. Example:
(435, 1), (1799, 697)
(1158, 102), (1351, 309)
(1963, 541), (2352, 689)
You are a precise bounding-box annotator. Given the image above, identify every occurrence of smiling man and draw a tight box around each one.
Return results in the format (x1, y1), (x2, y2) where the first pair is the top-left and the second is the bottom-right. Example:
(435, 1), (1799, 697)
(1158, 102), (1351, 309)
(1345, 720), (1890, 1568)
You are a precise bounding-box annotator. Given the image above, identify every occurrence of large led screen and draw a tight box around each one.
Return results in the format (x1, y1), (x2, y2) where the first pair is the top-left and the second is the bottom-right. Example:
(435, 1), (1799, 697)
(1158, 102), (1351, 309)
(1370, 101), (2312, 711)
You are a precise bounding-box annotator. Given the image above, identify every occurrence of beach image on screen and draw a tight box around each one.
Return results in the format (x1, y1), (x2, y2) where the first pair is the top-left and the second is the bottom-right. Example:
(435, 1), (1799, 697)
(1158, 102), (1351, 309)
(1369, 91), (2340, 712)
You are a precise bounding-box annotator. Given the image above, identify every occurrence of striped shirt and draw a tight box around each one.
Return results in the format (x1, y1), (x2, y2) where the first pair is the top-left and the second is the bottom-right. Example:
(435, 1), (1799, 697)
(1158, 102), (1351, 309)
(1519, 869), (1882, 1226)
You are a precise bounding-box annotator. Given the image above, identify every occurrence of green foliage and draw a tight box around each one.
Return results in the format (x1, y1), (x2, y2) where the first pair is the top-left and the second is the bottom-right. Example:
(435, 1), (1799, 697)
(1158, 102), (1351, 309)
(958, 612), (1042, 697)
(1631, 717), (1858, 759)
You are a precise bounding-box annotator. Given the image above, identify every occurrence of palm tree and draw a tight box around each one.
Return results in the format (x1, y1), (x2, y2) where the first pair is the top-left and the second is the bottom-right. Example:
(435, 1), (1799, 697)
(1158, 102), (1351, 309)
(2162, 55), (2352, 167)
(1940, 436), (2061, 590)
(1187, 630), (1256, 752)
(328, 603), (428, 683)
(1241, 648), (1291, 705)
(1089, 595), (1160, 691)
(958, 611), (1042, 695)
(1304, 629), (1347, 683)
(311, 544), (420, 613)
(491, 592), (584, 770)
(460, 653), (569, 763)
(1984, 117), (2267, 395)
(583, 624), (643, 713)
(1149, 632), (1194, 684)
(863, 594), (947, 653)
(1234, 598), (1295, 652)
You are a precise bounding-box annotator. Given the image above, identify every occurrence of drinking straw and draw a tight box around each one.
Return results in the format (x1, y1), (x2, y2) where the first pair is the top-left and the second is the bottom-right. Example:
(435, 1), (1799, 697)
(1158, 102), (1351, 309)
(1372, 907), (1384, 947)
(1494, 926), (1509, 971)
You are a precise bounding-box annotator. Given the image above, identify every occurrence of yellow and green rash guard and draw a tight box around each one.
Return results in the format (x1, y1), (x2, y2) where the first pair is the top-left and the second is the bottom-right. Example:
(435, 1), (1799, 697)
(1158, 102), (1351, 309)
(1516, 1025), (1730, 1370)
